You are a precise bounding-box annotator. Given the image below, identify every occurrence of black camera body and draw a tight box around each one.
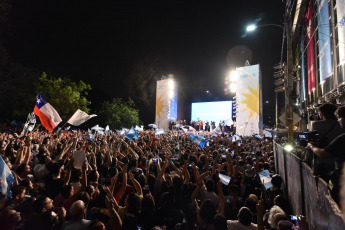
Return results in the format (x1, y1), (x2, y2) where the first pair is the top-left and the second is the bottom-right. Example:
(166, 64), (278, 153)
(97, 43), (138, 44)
(297, 131), (320, 147)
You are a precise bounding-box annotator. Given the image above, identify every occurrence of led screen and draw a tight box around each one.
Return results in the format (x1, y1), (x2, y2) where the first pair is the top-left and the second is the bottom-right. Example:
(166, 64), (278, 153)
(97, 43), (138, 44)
(191, 101), (232, 122)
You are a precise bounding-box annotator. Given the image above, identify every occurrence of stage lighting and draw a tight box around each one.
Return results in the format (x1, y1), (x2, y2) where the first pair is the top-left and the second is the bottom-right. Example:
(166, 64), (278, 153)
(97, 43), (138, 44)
(168, 79), (175, 89)
(230, 70), (238, 82)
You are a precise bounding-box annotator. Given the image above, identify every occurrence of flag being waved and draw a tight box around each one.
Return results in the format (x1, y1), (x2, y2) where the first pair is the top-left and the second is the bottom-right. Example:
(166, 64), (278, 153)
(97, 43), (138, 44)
(190, 135), (209, 149)
(126, 127), (138, 140)
(67, 109), (97, 126)
(0, 156), (15, 198)
(34, 94), (62, 133)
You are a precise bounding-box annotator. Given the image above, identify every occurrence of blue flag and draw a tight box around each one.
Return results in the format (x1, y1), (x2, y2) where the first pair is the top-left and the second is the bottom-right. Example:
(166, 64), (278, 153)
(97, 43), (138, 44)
(0, 156), (15, 198)
(126, 127), (138, 139)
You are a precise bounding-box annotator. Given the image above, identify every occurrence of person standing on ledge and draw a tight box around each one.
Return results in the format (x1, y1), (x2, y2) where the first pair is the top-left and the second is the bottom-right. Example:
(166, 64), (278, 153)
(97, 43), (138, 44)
(310, 103), (345, 181)
(307, 105), (345, 205)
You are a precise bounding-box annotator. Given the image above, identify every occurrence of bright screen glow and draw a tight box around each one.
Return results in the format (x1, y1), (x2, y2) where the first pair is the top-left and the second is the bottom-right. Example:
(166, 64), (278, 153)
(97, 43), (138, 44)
(191, 101), (232, 122)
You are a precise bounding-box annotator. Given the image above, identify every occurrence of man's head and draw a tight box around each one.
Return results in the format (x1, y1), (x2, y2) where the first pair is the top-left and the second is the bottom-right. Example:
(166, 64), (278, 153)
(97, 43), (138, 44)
(335, 105), (345, 128)
(318, 103), (337, 120)
(69, 200), (86, 220)
(238, 207), (252, 226)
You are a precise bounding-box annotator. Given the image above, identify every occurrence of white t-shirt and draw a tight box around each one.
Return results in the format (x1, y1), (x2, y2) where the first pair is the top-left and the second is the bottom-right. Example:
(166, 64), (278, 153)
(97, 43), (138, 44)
(61, 219), (91, 230)
(227, 220), (257, 230)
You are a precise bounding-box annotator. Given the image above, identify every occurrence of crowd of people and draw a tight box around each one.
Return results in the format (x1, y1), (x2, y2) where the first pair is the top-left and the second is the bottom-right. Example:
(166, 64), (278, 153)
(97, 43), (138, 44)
(0, 124), (308, 230)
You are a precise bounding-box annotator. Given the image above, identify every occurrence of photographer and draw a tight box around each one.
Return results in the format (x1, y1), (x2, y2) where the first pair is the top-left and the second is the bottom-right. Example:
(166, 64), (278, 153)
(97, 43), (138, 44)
(310, 104), (345, 181)
(307, 105), (345, 204)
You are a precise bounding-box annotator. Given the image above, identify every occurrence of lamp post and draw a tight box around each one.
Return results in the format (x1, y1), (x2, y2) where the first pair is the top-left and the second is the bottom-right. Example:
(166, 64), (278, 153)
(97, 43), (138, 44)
(246, 21), (294, 143)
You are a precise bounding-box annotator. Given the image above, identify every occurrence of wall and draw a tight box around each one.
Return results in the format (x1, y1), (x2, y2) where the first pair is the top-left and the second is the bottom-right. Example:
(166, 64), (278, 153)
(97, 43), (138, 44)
(274, 142), (345, 230)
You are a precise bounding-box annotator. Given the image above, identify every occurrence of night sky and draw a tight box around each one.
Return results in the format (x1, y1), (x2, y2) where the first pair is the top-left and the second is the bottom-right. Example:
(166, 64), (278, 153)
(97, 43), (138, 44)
(7, 0), (285, 124)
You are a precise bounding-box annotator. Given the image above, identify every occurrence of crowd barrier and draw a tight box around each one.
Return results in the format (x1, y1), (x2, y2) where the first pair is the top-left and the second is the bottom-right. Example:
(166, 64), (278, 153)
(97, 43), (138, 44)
(274, 142), (345, 230)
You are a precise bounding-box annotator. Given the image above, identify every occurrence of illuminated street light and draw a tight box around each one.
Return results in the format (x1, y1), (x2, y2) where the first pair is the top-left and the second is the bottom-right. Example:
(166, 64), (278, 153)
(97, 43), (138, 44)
(246, 24), (257, 32)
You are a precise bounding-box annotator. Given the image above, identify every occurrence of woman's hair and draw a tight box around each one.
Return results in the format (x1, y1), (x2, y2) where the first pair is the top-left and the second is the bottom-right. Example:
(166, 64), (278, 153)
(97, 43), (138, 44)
(267, 205), (287, 228)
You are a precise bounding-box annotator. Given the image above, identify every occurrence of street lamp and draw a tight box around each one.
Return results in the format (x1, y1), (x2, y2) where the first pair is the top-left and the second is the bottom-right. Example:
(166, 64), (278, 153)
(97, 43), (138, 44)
(246, 21), (294, 143)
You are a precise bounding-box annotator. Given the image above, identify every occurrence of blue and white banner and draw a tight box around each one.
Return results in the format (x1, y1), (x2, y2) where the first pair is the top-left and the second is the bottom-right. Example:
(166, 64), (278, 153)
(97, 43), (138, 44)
(337, 0), (345, 66)
(317, 0), (332, 82)
(0, 156), (15, 198)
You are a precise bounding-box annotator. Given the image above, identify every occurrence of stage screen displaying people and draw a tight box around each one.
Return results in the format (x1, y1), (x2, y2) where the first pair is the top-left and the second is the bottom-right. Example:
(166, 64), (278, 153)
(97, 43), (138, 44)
(191, 101), (232, 122)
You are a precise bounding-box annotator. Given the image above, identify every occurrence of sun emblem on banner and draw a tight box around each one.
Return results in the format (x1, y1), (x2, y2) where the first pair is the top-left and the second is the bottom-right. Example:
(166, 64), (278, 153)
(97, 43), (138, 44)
(240, 83), (259, 118)
(156, 95), (167, 118)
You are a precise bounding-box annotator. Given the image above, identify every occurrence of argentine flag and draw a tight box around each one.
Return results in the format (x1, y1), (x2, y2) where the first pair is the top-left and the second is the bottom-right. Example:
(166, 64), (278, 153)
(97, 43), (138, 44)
(0, 156), (15, 198)
(135, 125), (144, 132)
(155, 128), (164, 135)
(126, 127), (138, 139)
(190, 135), (209, 149)
(212, 127), (222, 136)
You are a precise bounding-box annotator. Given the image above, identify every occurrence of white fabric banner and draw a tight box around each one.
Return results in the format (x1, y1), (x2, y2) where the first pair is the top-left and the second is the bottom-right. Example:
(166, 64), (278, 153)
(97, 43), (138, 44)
(155, 79), (170, 129)
(67, 109), (97, 126)
(236, 64), (261, 136)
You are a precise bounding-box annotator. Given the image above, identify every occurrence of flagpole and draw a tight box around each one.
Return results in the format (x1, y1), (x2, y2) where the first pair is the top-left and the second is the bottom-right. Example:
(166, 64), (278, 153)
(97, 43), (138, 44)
(32, 124), (41, 132)
(60, 122), (68, 130)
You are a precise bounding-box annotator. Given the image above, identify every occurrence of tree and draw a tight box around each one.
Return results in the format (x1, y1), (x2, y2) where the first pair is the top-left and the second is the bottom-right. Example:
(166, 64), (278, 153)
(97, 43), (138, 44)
(124, 56), (161, 106)
(36, 72), (91, 120)
(98, 98), (141, 130)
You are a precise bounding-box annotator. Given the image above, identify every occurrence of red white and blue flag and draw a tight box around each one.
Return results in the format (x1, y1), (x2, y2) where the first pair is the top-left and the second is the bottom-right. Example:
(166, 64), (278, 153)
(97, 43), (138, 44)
(34, 93), (62, 133)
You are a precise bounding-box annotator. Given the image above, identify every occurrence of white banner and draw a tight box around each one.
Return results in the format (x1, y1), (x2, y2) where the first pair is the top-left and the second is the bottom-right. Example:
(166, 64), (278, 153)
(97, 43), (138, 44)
(155, 79), (170, 130)
(235, 64), (262, 136)
(67, 109), (97, 126)
(337, 0), (345, 65)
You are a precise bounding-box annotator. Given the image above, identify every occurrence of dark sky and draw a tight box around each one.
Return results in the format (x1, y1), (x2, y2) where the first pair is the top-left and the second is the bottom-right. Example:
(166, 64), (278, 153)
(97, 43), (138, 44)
(8, 0), (285, 123)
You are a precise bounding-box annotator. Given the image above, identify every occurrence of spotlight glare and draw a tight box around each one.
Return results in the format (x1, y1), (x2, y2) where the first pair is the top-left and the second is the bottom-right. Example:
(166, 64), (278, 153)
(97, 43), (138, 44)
(284, 144), (294, 152)
(230, 71), (238, 82)
(247, 24), (257, 32)
(168, 79), (175, 90)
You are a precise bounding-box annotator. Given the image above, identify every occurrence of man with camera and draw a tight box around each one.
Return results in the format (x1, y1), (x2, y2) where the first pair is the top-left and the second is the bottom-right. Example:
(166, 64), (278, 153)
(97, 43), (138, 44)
(309, 104), (345, 181)
(307, 105), (345, 204)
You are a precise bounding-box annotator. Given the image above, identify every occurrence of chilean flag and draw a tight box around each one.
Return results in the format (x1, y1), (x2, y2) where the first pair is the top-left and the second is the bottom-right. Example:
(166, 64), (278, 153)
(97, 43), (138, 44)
(34, 94), (62, 133)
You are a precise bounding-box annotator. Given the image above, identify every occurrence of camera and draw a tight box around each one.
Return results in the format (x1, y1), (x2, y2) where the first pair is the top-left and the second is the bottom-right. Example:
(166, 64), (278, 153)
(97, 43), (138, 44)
(296, 131), (320, 147)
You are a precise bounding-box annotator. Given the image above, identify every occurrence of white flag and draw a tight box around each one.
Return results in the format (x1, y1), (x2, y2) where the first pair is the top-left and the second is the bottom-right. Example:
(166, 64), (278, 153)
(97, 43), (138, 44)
(67, 109), (97, 126)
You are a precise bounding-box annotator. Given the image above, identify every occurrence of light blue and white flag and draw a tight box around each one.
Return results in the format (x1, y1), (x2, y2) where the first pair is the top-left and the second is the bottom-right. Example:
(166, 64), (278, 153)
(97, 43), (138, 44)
(190, 135), (209, 149)
(264, 129), (273, 138)
(135, 125), (144, 132)
(148, 124), (157, 129)
(55, 127), (62, 133)
(105, 125), (110, 132)
(219, 173), (231, 186)
(255, 134), (263, 140)
(65, 126), (71, 131)
(126, 127), (138, 139)
(91, 125), (104, 131)
(0, 156), (15, 198)
(155, 128), (165, 135)
(258, 170), (273, 190)
(212, 126), (222, 136)
(120, 128), (129, 135)
(175, 124), (183, 129)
